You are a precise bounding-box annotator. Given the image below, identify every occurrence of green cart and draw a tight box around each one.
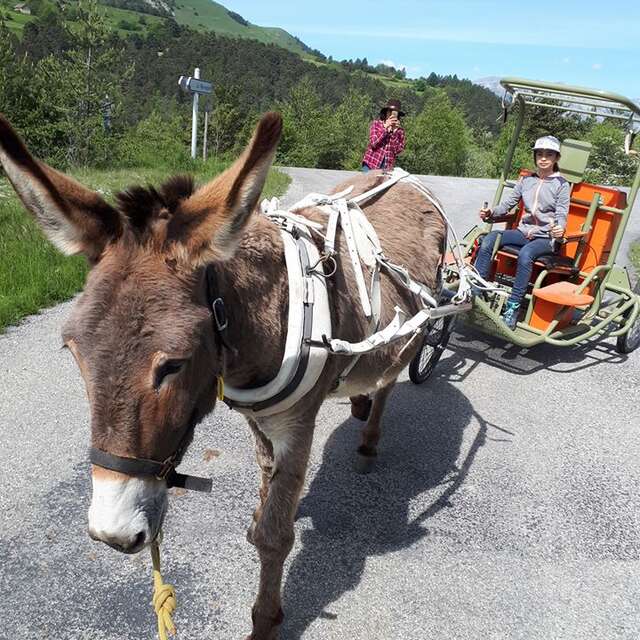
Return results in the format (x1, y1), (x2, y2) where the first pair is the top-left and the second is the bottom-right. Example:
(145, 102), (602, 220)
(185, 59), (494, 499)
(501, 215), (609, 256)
(409, 78), (640, 384)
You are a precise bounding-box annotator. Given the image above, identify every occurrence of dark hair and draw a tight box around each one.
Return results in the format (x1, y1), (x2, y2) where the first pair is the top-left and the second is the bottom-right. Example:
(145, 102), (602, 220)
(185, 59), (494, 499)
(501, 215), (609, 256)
(379, 107), (402, 121)
(533, 150), (559, 173)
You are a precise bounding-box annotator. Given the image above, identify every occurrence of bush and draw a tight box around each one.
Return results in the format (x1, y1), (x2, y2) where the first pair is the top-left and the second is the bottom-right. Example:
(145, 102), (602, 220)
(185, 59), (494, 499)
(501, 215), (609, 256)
(115, 110), (194, 170)
(117, 19), (139, 31)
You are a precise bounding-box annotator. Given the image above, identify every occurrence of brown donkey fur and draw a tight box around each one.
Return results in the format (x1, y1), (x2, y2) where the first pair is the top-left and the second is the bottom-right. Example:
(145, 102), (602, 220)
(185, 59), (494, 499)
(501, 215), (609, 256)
(0, 112), (446, 639)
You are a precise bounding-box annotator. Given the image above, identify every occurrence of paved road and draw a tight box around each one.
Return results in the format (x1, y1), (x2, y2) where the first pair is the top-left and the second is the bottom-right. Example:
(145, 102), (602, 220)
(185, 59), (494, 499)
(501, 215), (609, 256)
(1, 169), (639, 640)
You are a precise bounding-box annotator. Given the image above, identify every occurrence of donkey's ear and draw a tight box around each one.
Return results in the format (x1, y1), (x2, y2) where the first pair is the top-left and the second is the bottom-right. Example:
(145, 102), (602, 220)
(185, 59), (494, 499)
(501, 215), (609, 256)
(173, 112), (282, 264)
(0, 114), (121, 263)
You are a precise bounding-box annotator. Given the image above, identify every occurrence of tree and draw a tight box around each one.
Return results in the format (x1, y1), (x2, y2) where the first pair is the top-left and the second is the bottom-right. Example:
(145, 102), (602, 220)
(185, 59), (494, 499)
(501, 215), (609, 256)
(41, 0), (133, 166)
(276, 78), (332, 168)
(327, 89), (374, 170)
(585, 121), (636, 185)
(401, 92), (469, 176)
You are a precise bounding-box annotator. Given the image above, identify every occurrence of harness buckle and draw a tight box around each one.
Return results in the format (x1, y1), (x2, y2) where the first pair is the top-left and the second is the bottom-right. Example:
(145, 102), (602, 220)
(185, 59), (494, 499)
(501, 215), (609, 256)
(157, 456), (176, 480)
(211, 297), (228, 332)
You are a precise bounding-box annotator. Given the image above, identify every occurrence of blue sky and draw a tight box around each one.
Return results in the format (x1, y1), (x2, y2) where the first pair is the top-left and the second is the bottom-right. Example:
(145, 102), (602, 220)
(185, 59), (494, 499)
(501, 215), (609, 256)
(224, 0), (640, 98)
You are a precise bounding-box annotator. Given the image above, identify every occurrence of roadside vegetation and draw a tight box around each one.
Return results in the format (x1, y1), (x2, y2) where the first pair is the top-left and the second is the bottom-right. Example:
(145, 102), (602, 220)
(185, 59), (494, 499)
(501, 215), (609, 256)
(0, 163), (288, 332)
(630, 242), (640, 276)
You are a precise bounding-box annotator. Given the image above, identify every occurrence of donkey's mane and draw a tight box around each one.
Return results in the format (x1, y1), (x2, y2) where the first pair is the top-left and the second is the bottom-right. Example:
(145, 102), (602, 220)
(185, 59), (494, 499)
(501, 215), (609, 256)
(115, 175), (196, 234)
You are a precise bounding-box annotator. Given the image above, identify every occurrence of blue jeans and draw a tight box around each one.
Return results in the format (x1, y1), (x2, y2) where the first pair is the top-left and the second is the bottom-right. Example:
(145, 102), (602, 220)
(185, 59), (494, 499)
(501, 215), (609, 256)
(475, 229), (555, 304)
(361, 158), (386, 173)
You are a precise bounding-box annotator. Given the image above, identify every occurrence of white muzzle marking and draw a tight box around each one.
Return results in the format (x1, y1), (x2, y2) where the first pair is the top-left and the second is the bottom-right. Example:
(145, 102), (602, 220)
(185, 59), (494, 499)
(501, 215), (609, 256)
(88, 472), (167, 553)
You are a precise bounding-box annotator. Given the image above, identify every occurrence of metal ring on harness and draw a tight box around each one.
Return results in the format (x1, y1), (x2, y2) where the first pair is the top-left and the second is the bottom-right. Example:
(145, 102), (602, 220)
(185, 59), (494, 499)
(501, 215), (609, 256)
(307, 253), (337, 278)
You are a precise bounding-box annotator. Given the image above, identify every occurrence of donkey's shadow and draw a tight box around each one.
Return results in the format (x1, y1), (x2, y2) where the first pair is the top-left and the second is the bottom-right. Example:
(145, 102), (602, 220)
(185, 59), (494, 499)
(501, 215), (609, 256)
(281, 379), (485, 638)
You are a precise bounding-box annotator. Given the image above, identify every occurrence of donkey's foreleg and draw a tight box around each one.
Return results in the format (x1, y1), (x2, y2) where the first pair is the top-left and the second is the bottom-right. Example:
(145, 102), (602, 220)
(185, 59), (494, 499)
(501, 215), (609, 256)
(246, 419), (275, 546)
(354, 380), (396, 474)
(246, 425), (314, 640)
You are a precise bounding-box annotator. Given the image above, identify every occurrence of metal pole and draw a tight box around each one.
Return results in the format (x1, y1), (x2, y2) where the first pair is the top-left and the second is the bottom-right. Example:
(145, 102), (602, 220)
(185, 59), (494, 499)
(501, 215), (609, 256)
(203, 109), (209, 161)
(191, 67), (200, 159)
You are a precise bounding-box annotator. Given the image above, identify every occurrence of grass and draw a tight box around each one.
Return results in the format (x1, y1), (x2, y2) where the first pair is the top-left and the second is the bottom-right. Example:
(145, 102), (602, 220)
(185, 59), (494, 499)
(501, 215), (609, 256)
(630, 242), (640, 276)
(0, 163), (290, 332)
(172, 0), (308, 55)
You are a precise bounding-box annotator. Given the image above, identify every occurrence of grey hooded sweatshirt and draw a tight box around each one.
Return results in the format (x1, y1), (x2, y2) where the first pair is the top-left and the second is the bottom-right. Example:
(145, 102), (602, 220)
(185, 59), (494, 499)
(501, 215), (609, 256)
(493, 173), (570, 239)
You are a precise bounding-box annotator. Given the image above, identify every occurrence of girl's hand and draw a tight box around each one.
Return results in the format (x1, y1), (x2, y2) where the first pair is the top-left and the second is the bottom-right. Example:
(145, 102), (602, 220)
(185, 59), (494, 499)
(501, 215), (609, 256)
(385, 116), (399, 131)
(479, 207), (492, 221)
(550, 224), (564, 238)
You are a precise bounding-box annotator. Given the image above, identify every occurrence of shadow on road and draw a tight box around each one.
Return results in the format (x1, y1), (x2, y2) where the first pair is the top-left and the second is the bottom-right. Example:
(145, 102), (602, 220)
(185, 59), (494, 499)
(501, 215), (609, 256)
(281, 379), (492, 639)
(441, 321), (628, 383)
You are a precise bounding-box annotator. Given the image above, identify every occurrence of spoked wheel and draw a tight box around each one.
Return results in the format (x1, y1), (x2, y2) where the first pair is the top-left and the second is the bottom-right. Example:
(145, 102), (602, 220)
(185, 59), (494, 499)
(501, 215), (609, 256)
(616, 282), (640, 354)
(408, 316), (453, 384)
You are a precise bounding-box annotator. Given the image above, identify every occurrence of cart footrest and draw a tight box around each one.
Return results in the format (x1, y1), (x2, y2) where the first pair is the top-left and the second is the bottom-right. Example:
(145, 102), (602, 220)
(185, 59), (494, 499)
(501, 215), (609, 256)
(532, 281), (594, 307)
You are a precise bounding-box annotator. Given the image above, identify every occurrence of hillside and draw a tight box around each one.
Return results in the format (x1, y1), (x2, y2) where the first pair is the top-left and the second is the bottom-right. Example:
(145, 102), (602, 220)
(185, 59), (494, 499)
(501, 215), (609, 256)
(0, 0), (315, 56)
(171, 0), (313, 57)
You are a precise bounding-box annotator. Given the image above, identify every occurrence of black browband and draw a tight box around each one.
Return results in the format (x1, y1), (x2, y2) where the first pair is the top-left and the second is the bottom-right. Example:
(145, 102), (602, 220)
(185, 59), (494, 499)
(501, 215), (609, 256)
(88, 265), (229, 494)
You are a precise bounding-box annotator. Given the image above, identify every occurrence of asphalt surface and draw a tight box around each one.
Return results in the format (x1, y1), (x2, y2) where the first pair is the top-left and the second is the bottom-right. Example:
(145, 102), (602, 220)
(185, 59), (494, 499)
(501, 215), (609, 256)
(1, 168), (639, 640)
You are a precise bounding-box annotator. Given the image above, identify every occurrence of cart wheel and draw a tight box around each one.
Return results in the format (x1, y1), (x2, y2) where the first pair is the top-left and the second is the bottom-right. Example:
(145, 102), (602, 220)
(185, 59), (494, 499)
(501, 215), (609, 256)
(616, 281), (640, 354)
(408, 316), (453, 384)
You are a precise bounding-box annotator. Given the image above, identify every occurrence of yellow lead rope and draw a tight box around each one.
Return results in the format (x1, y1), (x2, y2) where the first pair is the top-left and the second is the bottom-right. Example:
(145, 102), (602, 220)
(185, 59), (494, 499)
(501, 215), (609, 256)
(150, 533), (177, 640)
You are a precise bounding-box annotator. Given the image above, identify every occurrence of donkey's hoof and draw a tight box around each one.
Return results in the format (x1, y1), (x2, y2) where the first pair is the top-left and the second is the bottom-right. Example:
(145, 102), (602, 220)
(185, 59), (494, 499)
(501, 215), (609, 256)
(246, 606), (284, 640)
(350, 395), (372, 421)
(354, 450), (377, 474)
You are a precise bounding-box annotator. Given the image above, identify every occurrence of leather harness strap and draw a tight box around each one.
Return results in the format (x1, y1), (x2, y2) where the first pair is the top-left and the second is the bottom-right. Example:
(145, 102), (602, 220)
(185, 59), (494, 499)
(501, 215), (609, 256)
(89, 444), (213, 493)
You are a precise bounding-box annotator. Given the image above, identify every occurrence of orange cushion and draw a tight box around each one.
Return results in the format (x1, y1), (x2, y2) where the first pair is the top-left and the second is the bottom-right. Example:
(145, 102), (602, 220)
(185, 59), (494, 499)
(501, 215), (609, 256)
(532, 281), (594, 306)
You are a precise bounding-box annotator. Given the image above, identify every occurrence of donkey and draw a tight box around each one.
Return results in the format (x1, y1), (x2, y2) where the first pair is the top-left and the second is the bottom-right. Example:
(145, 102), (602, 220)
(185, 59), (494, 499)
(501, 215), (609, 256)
(0, 112), (446, 639)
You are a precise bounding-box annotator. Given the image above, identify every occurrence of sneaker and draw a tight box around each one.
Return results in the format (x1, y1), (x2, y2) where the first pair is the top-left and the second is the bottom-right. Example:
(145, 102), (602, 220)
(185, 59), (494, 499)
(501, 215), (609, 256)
(501, 300), (521, 330)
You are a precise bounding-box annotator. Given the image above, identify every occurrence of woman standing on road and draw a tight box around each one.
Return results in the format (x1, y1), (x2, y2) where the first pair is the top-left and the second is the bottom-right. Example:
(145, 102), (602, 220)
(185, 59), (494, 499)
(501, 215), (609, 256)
(361, 99), (406, 171)
(474, 135), (570, 329)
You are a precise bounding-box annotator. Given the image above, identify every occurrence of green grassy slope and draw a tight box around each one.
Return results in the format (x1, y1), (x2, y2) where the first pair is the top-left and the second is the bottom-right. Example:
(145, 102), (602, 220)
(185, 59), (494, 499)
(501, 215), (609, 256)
(172, 0), (309, 55)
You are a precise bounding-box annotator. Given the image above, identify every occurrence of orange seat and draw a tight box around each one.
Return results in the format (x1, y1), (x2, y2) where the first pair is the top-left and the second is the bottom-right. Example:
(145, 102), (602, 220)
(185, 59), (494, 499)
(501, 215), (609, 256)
(532, 281), (594, 307)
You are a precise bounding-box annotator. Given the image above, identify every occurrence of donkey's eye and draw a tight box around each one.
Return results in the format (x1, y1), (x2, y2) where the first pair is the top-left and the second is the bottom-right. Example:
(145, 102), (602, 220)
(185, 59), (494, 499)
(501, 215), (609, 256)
(154, 359), (185, 389)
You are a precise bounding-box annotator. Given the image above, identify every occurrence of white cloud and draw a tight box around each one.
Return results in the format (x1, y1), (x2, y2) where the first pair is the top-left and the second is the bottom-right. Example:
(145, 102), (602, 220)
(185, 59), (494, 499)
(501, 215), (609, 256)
(562, 57), (571, 64)
(592, 63), (604, 70)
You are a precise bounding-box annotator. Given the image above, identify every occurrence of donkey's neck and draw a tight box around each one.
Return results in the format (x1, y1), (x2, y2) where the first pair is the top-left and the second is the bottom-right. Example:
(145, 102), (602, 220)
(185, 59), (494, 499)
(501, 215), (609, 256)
(211, 215), (290, 389)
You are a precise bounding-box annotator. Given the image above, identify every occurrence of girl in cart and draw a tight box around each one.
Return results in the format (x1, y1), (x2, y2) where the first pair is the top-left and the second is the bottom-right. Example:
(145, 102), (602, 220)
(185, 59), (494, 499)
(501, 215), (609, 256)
(474, 135), (570, 329)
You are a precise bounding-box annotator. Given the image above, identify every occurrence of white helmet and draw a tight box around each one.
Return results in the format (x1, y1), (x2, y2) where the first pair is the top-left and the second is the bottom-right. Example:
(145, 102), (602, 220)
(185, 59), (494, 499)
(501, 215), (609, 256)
(533, 135), (561, 153)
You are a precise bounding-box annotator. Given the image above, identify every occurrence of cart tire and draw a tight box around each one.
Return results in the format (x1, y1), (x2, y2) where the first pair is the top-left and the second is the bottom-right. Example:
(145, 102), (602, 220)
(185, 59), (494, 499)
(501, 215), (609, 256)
(408, 316), (453, 384)
(616, 281), (640, 354)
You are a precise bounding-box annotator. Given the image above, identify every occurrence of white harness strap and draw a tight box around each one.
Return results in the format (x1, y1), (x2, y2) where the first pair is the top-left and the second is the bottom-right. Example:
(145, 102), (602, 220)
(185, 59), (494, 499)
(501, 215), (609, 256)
(338, 199), (373, 318)
(223, 168), (479, 415)
(223, 226), (331, 417)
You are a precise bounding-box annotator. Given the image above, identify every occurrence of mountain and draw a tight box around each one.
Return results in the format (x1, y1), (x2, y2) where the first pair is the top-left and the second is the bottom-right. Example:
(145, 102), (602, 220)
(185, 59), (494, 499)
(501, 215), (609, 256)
(102, 0), (319, 57)
(474, 76), (504, 98)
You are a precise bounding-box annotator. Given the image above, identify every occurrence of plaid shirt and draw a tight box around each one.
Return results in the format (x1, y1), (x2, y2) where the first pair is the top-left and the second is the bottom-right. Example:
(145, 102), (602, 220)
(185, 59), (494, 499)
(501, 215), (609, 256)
(362, 119), (406, 170)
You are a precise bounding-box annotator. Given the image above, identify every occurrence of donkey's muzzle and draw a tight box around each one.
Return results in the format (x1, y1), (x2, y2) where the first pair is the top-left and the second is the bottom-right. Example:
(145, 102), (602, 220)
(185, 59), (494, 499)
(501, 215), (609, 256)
(89, 528), (147, 554)
(88, 469), (167, 554)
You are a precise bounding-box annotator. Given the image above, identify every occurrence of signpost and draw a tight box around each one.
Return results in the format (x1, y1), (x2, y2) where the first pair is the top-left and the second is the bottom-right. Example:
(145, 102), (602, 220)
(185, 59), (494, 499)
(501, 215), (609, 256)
(203, 98), (212, 161)
(178, 67), (213, 159)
